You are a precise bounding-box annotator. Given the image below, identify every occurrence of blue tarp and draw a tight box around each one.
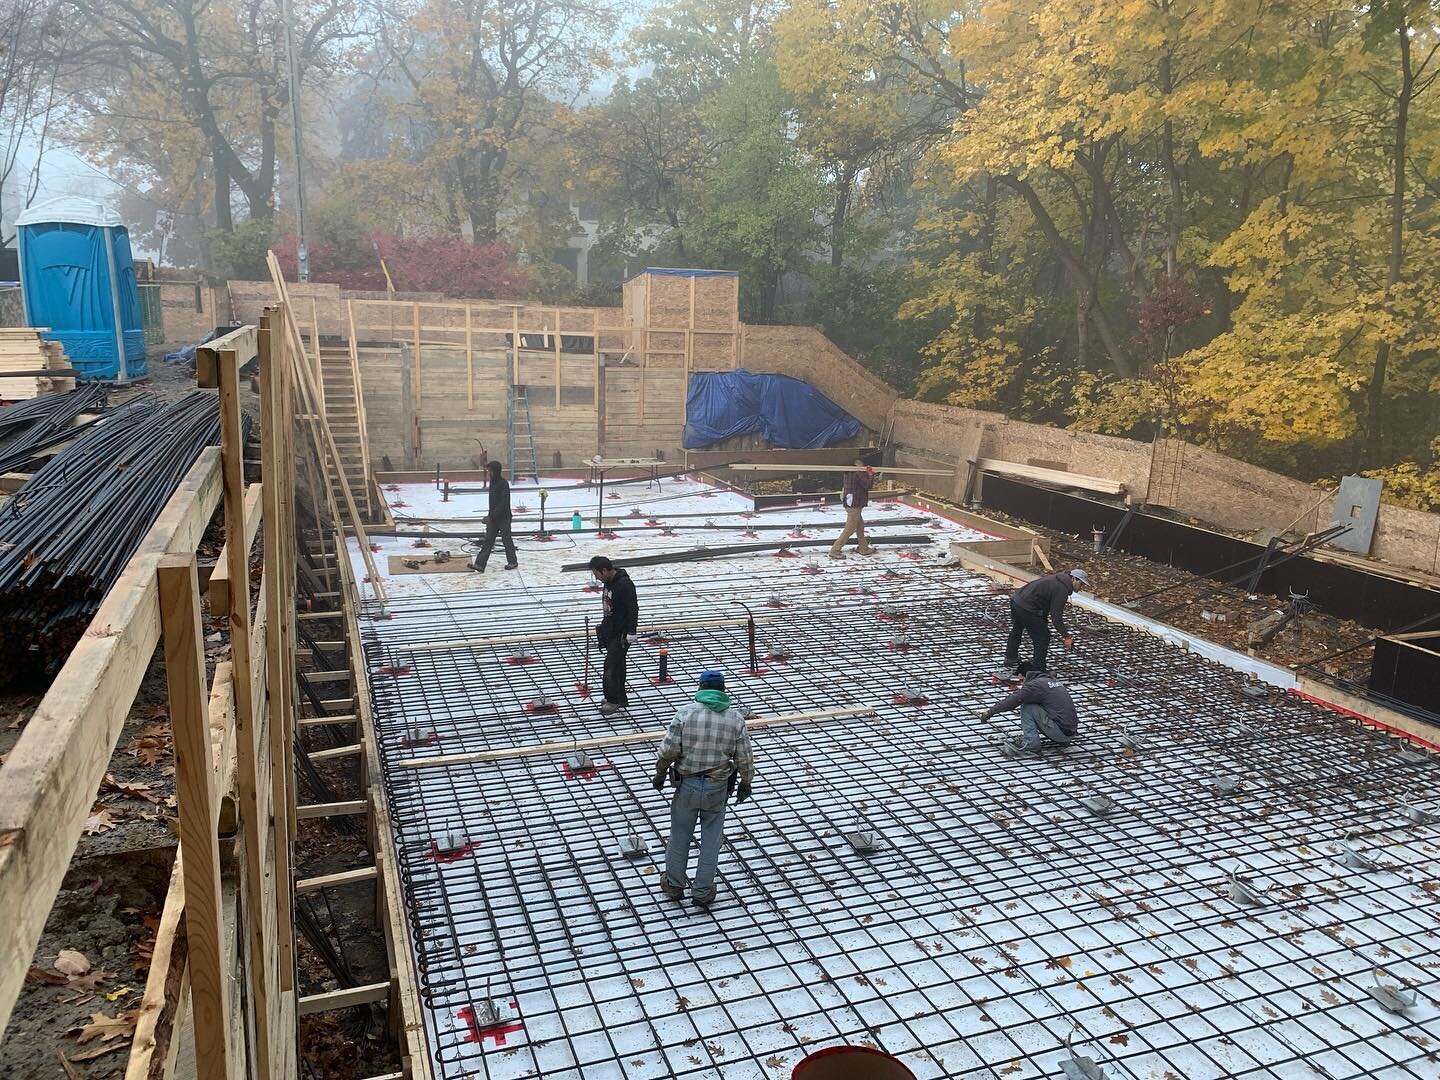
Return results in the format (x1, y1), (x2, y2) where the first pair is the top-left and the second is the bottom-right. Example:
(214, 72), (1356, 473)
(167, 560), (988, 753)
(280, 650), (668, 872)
(16, 200), (147, 381)
(683, 369), (861, 450)
(637, 267), (738, 278)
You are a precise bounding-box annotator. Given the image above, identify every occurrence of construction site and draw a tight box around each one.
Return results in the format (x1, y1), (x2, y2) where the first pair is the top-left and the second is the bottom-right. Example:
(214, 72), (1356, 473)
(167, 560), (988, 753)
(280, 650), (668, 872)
(0, 255), (1435, 1080)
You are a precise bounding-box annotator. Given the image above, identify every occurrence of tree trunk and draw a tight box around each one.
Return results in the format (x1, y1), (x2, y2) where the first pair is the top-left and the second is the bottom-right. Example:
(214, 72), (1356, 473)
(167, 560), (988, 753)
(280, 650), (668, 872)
(1158, 27), (1181, 276)
(1000, 175), (1136, 377)
(213, 155), (233, 234)
(830, 163), (856, 268)
(1367, 25), (1412, 464)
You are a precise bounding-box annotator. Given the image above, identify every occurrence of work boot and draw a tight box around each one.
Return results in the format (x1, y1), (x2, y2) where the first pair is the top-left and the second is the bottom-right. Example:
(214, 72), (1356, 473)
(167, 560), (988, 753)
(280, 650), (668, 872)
(692, 887), (716, 910)
(828, 550), (845, 560)
(600, 701), (623, 716)
(994, 663), (1018, 681)
(503, 562), (518, 570)
(659, 878), (684, 902)
(1001, 739), (1043, 759)
(469, 559), (487, 573)
(857, 546), (875, 556)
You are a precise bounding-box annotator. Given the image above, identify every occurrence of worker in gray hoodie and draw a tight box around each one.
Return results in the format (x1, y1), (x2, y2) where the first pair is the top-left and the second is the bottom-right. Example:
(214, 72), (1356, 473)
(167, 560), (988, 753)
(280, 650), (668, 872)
(653, 669), (753, 910)
(1000, 568), (1089, 675)
(981, 662), (1079, 758)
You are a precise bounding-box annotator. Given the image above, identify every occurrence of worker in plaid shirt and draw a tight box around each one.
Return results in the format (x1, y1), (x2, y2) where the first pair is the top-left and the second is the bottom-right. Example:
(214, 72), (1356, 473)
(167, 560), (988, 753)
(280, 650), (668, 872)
(653, 668), (753, 910)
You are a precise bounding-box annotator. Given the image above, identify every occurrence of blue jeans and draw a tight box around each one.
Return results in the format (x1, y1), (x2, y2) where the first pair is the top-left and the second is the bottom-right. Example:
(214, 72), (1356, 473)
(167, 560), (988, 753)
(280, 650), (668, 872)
(1020, 703), (1072, 751)
(665, 776), (728, 895)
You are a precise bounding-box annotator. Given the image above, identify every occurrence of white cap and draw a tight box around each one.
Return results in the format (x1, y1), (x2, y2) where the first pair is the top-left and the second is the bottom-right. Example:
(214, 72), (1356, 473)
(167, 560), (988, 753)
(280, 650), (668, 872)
(1069, 568), (1090, 586)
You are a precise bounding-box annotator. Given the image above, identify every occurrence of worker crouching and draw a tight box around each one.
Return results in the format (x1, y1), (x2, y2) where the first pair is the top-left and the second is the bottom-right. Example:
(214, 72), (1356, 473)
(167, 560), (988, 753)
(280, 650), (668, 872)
(981, 662), (1079, 758)
(654, 669), (753, 910)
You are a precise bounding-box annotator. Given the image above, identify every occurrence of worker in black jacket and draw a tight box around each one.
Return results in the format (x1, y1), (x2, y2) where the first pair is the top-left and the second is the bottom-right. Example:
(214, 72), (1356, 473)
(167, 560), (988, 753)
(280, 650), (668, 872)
(470, 460), (518, 572)
(981, 662), (1079, 758)
(1000, 568), (1089, 674)
(590, 555), (639, 715)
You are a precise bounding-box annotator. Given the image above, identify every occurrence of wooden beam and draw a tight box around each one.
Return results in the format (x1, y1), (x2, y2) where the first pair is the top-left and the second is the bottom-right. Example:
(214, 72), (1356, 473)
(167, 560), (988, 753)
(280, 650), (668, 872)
(218, 336), (275, 1080)
(725, 463), (954, 476)
(398, 615), (774, 655)
(0, 449), (222, 1036)
(297, 981), (390, 1016)
(975, 457), (1127, 497)
(402, 706), (877, 770)
(194, 325), (258, 388)
(307, 743), (362, 761)
(208, 483), (263, 617)
(298, 713), (358, 728)
(157, 555), (231, 1080)
(296, 866), (379, 895)
(296, 800), (370, 820)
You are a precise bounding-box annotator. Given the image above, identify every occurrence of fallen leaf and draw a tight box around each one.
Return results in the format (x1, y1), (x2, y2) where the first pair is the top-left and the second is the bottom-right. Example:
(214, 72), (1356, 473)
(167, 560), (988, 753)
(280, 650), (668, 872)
(26, 966), (67, 985)
(134, 744), (167, 767)
(70, 970), (113, 991)
(70, 1042), (126, 1063)
(83, 807), (119, 835)
(74, 1010), (136, 1044)
(1110, 1033), (1130, 1046)
(55, 950), (91, 976)
(1045, 956), (1074, 971)
(104, 985), (132, 1001)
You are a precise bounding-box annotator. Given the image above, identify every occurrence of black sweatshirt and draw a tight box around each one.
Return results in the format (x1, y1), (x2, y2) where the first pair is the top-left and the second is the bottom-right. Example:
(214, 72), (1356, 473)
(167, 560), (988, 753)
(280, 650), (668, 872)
(487, 475), (512, 521)
(1013, 572), (1075, 635)
(993, 672), (1079, 735)
(599, 569), (639, 644)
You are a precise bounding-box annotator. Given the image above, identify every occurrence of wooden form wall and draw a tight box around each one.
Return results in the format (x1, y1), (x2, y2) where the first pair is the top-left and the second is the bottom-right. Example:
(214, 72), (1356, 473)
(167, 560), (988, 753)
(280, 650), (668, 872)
(239, 283), (744, 469)
(0, 325), (299, 1080)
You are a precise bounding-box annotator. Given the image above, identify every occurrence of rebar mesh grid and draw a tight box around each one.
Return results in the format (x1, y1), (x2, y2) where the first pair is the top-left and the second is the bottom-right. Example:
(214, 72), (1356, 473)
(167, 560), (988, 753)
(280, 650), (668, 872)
(359, 489), (1440, 1080)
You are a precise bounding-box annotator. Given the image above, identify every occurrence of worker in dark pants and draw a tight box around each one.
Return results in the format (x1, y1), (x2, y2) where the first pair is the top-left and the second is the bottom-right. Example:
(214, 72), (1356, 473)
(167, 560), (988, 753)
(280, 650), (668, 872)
(590, 555), (638, 715)
(1000, 568), (1088, 676)
(981, 662), (1079, 758)
(470, 460), (517, 572)
(655, 668), (753, 910)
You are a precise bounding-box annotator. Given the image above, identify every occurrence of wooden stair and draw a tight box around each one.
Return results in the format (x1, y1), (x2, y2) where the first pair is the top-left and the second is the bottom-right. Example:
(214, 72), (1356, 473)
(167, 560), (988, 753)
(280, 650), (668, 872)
(318, 344), (373, 519)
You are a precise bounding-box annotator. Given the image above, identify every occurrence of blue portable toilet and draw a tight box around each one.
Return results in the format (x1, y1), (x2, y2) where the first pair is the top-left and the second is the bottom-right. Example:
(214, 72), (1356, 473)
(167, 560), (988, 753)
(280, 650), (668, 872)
(15, 196), (147, 381)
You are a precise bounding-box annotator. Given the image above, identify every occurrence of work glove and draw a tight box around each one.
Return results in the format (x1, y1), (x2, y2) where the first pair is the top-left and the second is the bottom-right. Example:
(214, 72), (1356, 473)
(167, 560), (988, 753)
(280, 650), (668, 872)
(652, 771), (667, 793)
(978, 709), (994, 722)
(625, 633), (638, 645)
(735, 782), (751, 804)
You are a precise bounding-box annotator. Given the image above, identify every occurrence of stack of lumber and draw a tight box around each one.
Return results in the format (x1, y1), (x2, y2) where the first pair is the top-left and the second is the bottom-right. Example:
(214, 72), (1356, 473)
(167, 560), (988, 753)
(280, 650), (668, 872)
(0, 328), (78, 400)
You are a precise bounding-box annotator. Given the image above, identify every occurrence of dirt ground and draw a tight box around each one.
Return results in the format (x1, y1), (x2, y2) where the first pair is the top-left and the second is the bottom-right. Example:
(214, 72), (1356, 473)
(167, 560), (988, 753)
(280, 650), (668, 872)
(973, 510), (1382, 683)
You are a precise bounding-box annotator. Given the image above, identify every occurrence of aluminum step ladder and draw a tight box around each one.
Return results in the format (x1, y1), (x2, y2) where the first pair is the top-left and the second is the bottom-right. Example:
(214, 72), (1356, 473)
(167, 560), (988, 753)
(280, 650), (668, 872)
(508, 385), (540, 483)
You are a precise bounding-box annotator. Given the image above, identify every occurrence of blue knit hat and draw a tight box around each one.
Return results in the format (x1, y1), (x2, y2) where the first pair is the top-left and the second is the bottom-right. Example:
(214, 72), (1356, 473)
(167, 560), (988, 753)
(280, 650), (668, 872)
(698, 668), (725, 688)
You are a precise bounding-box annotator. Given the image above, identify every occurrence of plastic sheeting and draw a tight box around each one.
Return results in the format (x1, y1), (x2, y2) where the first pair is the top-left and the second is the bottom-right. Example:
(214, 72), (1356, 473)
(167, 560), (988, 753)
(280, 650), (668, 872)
(16, 199), (146, 381)
(683, 369), (861, 449)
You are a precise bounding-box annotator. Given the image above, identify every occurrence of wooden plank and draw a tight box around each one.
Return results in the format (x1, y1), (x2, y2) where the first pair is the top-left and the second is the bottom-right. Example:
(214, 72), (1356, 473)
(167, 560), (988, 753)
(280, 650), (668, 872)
(307, 743), (363, 761)
(726, 463), (953, 476)
(296, 981), (390, 1016)
(217, 341), (275, 1080)
(157, 555), (231, 1080)
(399, 615), (775, 655)
(295, 866), (379, 895)
(975, 457), (1127, 497)
(193, 325), (259, 388)
(0, 449), (223, 1036)
(298, 713), (358, 728)
(402, 706), (877, 770)
(208, 483), (263, 617)
(296, 800), (370, 820)
(125, 654), (239, 1080)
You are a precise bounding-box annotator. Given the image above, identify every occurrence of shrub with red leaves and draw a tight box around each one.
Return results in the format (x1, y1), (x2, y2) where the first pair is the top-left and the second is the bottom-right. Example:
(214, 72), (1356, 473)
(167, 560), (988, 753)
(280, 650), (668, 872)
(273, 231), (529, 299)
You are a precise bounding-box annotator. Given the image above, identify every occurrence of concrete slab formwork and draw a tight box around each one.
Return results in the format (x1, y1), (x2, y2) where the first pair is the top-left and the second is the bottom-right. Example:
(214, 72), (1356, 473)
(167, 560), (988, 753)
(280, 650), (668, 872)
(348, 476), (1440, 1080)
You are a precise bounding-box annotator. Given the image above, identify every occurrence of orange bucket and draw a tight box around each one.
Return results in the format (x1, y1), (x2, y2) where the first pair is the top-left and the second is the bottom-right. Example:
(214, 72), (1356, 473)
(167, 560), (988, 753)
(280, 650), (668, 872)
(791, 1045), (917, 1080)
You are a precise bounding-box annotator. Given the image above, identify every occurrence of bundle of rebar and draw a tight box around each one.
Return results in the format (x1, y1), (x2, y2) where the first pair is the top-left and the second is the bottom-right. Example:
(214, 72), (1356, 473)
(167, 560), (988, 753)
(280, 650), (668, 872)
(0, 392), (231, 685)
(0, 384), (108, 474)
